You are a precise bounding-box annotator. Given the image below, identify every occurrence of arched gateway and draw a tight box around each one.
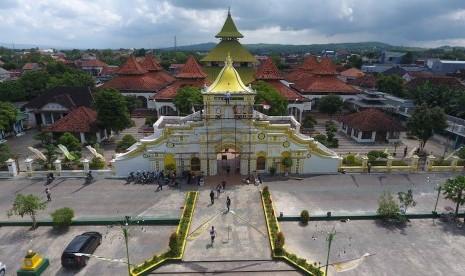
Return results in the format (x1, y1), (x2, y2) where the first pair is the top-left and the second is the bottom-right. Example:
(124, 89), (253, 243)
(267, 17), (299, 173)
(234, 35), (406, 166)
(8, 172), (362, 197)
(112, 55), (340, 177)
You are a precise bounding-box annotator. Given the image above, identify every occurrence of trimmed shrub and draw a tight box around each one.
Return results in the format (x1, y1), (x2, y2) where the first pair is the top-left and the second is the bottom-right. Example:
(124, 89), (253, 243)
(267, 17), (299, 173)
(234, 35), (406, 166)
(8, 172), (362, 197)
(343, 154), (362, 166)
(169, 232), (179, 254)
(433, 159), (451, 166)
(51, 207), (74, 230)
(145, 116), (157, 126)
(392, 160), (408, 166)
(89, 157), (105, 170)
(300, 210), (310, 225)
(367, 150), (388, 161)
(275, 231), (285, 249)
(269, 166), (276, 175)
(116, 134), (137, 152)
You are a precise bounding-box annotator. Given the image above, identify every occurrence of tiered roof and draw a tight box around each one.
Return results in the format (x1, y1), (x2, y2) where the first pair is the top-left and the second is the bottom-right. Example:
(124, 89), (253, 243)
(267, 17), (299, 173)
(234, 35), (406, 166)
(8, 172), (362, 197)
(292, 76), (359, 94)
(254, 57), (282, 80)
(215, 9), (244, 39)
(285, 55), (318, 83)
(151, 56), (208, 101)
(340, 68), (365, 79)
(23, 86), (93, 109)
(140, 53), (175, 85)
(347, 74), (377, 88)
(338, 108), (407, 132)
(206, 55), (250, 93)
(101, 56), (167, 92)
(312, 57), (338, 75)
(44, 107), (98, 133)
(176, 56), (207, 79)
(405, 76), (464, 90)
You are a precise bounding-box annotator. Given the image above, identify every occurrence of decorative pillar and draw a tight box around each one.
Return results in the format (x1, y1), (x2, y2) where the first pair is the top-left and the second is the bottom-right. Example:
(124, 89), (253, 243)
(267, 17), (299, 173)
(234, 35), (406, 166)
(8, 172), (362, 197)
(110, 159), (116, 172)
(53, 159), (62, 176)
(362, 155), (369, 173)
(426, 154), (435, 172)
(24, 158), (34, 177)
(387, 155), (394, 173)
(6, 158), (18, 177)
(80, 132), (86, 144)
(96, 132), (102, 143)
(411, 155), (419, 172)
(17, 249), (49, 275)
(82, 158), (90, 172)
(451, 155), (460, 171)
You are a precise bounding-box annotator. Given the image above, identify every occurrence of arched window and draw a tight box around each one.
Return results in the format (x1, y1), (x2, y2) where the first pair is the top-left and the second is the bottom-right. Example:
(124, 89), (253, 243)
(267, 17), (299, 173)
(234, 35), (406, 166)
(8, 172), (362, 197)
(256, 156), (266, 171)
(191, 157), (200, 171)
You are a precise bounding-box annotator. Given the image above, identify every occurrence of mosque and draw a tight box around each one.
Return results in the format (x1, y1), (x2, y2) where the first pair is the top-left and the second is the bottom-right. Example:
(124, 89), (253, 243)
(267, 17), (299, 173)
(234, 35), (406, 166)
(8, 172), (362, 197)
(112, 54), (340, 177)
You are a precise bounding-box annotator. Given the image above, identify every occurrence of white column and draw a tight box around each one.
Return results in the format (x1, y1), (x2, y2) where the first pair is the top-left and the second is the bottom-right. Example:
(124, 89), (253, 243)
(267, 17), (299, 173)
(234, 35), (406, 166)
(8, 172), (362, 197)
(24, 158), (34, 177)
(96, 132), (102, 143)
(6, 158), (18, 177)
(80, 132), (86, 144)
(54, 159), (62, 176)
(82, 159), (90, 172)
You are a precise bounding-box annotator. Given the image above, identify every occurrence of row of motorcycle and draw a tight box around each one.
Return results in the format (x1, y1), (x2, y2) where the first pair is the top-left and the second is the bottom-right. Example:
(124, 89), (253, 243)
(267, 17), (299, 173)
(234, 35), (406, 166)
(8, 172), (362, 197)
(125, 171), (177, 185)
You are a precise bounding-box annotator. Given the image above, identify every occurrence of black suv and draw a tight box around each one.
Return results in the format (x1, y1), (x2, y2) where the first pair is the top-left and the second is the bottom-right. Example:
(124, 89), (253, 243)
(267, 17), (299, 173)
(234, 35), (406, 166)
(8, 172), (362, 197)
(61, 232), (102, 268)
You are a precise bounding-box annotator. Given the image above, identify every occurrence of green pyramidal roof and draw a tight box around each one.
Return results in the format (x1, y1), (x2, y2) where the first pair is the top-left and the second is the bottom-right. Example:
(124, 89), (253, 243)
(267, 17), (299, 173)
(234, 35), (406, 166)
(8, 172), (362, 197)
(215, 10), (244, 39)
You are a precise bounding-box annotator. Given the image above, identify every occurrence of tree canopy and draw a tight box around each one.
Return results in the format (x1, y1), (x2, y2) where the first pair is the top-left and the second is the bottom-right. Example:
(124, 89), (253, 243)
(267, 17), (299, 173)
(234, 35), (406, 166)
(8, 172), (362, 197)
(0, 101), (19, 132)
(0, 144), (12, 163)
(252, 81), (287, 116)
(59, 132), (81, 153)
(93, 88), (133, 133)
(406, 103), (447, 151)
(317, 94), (343, 119)
(173, 86), (203, 115)
(377, 74), (405, 97)
(442, 175), (465, 216)
(7, 193), (47, 230)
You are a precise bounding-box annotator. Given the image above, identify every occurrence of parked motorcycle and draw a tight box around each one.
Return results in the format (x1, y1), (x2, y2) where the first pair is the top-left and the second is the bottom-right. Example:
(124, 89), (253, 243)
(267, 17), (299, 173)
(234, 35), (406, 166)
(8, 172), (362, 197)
(85, 171), (93, 184)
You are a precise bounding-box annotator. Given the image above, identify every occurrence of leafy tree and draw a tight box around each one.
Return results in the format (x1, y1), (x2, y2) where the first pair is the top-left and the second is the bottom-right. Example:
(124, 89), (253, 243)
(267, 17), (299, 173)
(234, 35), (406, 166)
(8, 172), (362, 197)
(367, 150), (388, 161)
(7, 193), (47, 230)
(59, 132), (81, 153)
(377, 74), (405, 97)
(300, 210), (310, 225)
(93, 88), (133, 133)
(173, 86), (203, 115)
(169, 231), (179, 254)
(51, 207), (74, 230)
(401, 51), (414, 64)
(398, 190), (416, 215)
(0, 144), (12, 163)
(0, 101), (19, 132)
(377, 191), (399, 221)
(43, 143), (57, 169)
(116, 134), (137, 152)
(406, 103), (447, 151)
(253, 81), (287, 116)
(19, 70), (51, 100)
(442, 175), (465, 216)
(125, 95), (143, 114)
(0, 80), (25, 102)
(302, 114), (317, 129)
(345, 55), (362, 69)
(33, 131), (52, 145)
(318, 94), (343, 120)
(46, 71), (95, 89)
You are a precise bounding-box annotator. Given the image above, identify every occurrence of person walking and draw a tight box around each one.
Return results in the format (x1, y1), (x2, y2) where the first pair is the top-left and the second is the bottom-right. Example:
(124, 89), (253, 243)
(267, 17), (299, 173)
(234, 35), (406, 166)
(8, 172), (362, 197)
(222, 178), (226, 191)
(45, 188), (51, 202)
(404, 146), (408, 157)
(216, 183), (221, 198)
(210, 226), (217, 246)
(226, 196), (231, 212)
(225, 92), (231, 105)
(367, 162), (372, 174)
(210, 190), (215, 204)
(226, 165), (230, 177)
(156, 179), (163, 191)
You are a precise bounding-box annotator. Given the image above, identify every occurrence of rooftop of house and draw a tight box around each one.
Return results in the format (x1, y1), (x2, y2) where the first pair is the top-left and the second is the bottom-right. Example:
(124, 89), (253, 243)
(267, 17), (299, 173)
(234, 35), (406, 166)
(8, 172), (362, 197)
(150, 79), (208, 101)
(312, 56), (338, 75)
(340, 68), (365, 78)
(44, 106), (98, 133)
(337, 108), (407, 132)
(117, 56), (148, 75)
(81, 59), (108, 67)
(292, 75), (359, 94)
(176, 56), (207, 79)
(140, 53), (163, 71)
(22, 63), (39, 70)
(254, 57), (282, 80)
(22, 86), (93, 110)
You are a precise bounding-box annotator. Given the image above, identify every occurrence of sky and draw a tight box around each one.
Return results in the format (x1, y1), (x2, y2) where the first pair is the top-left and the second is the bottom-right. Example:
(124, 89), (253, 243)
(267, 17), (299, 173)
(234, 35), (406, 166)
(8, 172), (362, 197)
(1, 0), (465, 49)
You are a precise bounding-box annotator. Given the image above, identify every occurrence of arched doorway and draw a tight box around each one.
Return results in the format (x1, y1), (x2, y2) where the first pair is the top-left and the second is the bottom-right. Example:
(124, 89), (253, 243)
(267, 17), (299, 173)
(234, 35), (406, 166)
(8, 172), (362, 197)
(191, 157), (200, 172)
(137, 96), (148, 108)
(256, 152), (266, 171)
(215, 140), (242, 176)
(159, 105), (176, 115)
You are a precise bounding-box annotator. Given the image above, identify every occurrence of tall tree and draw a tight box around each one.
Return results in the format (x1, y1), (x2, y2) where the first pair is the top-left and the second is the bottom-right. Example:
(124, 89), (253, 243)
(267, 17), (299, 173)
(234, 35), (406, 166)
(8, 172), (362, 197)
(317, 94), (343, 120)
(406, 103), (447, 151)
(0, 101), (19, 132)
(59, 132), (81, 153)
(7, 193), (47, 230)
(0, 144), (11, 163)
(442, 175), (465, 216)
(377, 191), (399, 221)
(253, 81), (287, 116)
(173, 86), (203, 115)
(125, 95), (143, 114)
(377, 74), (405, 97)
(398, 190), (416, 215)
(345, 55), (362, 69)
(93, 88), (133, 133)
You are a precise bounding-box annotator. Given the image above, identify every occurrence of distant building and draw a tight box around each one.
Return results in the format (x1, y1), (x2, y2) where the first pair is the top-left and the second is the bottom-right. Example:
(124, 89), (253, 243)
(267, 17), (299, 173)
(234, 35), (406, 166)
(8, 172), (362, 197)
(377, 51), (406, 64)
(427, 59), (465, 74)
(21, 63), (40, 74)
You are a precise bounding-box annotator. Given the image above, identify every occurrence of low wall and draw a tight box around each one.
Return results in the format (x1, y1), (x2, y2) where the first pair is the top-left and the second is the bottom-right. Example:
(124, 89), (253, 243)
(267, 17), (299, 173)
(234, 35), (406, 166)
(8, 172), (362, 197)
(277, 212), (465, 222)
(28, 170), (115, 179)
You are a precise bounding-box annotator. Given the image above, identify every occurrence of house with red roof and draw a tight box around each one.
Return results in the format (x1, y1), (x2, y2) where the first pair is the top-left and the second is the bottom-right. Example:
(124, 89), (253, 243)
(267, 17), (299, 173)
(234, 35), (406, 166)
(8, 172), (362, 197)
(22, 63), (40, 74)
(253, 57), (309, 121)
(150, 55), (208, 115)
(338, 108), (407, 143)
(44, 106), (105, 143)
(289, 56), (360, 107)
(80, 59), (108, 76)
(22, 86), (93, 128)
(100, 56), (170, 109)
(339, 68), (365, 82)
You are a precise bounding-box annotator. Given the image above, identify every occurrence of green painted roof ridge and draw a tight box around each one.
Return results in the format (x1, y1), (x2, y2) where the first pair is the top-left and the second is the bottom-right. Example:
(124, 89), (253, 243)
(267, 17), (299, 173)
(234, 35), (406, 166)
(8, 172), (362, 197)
(215, 11), (244, 38)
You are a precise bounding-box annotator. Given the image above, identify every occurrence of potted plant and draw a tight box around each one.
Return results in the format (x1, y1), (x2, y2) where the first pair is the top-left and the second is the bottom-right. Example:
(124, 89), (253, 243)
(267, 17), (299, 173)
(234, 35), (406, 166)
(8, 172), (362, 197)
(282, 156), (293, 176)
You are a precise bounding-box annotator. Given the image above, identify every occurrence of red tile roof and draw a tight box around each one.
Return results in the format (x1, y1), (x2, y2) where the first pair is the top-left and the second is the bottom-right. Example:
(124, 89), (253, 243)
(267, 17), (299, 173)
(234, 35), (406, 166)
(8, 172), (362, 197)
(147, 71), (176, 85)
(150, 79), (208, 100)
(300, 55), (318, 71)
(140, 53), (163, 71)
(117, 56), (148, 75)
(312, 56), (337, 75)
(44, 106), (98, 133)
(81, 59), (108, 67)
(256, 80), (308, 102)
(403, 71), (431, 78)
(347, 74), (377, 88)
(100, 66), (120, 75)
(101, 74), (166, 91)
(340, 68), (365, 78)
(292, 76), (359, 94)
(337, 108), (407, 132)
(285, 69), (312, 83)
(254, 57), (282, 80)
(176, 56), (207, 79)
(22, 63), (39, 70)
(405, 76), (464, 90)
